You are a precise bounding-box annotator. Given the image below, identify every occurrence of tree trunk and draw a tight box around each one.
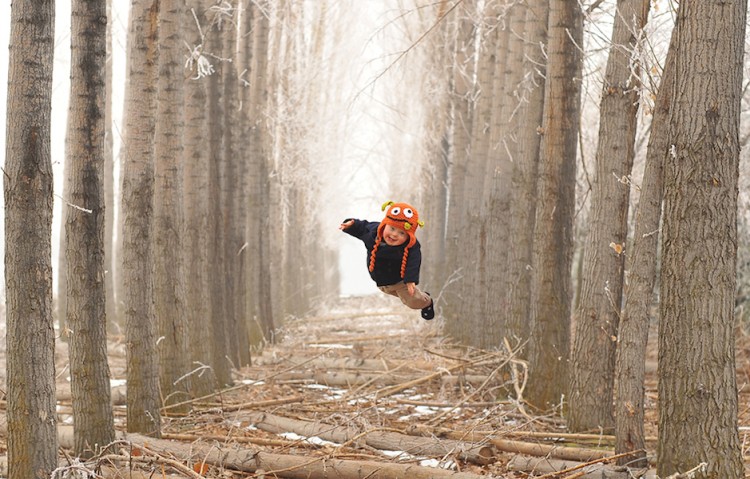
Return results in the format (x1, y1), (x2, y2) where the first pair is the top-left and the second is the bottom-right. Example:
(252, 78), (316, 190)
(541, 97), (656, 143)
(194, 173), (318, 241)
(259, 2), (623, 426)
(232, 0), (252, 363)
(65, 0), (116, 458)
(525, 0), (583, 410)
(120, 0), (162, 437)
(183, 0), (215, 398)
(419, 4), (452, 295)
(657, 1), (747, 477)
(615, 13), (675, 467)
(244, 1), (263, 344)
(206, 14), (233, 387)
(248, 4), (276, 340)
(153, 0), (191, 411)
(221, 4), (251, 367)
(458, 1), (506, 347)
(442, 4), (477, 342)
(5, 2), (58, 477)
(505, 0), (548, 353)
(568, 0), (650, 433)
(482, 2), (527, 348)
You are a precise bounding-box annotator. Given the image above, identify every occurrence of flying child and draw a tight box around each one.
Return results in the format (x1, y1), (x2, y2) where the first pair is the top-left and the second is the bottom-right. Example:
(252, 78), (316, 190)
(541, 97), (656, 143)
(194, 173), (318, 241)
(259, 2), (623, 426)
(339, 201), (435, 320)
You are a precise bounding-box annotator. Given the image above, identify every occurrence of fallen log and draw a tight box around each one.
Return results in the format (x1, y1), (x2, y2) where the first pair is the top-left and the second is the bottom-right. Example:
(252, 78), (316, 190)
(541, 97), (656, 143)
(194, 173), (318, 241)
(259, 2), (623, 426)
(234, 411), (495, 465)
(250, 371), (490, 389)
(308, 333), (405, 345)
(125, 432), (494, 479)
(406, 424), (613, 462)
(255, 356), (417, 371)
(507, 455), (657, 479)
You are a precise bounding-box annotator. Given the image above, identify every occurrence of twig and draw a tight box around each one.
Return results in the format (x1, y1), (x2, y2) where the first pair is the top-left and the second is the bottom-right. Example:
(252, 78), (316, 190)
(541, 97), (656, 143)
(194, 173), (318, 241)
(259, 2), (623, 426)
(161, 349), (333, 411)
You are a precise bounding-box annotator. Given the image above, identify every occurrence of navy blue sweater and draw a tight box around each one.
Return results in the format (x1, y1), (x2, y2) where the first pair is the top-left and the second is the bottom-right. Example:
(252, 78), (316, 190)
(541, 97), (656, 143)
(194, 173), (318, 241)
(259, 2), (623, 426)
(343, 219), (422, 286)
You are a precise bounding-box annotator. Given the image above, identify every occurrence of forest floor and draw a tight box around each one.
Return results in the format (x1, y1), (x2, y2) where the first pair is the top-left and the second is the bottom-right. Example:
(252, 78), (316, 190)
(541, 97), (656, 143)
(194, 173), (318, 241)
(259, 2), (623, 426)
(5, 294), (750, 478)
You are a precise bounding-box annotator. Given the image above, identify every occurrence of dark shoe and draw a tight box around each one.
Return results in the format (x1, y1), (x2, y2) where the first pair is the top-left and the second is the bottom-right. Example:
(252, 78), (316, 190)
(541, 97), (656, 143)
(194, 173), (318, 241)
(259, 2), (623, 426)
(421, 294), (435, 320)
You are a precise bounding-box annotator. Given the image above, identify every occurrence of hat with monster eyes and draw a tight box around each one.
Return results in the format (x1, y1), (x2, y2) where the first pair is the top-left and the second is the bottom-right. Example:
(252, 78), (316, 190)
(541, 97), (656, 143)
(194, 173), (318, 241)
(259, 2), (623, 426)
(369, 201), (425, 278)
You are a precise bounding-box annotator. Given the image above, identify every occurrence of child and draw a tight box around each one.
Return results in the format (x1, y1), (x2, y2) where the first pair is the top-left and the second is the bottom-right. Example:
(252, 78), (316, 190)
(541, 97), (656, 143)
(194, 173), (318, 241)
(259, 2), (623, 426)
(339, 201), (435, 320)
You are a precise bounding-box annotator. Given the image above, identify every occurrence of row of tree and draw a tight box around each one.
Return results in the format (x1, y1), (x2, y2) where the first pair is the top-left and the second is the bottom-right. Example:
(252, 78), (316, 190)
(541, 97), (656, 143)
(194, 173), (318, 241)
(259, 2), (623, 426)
(402, 1), (747, 478)
(5, 0), (345, 477)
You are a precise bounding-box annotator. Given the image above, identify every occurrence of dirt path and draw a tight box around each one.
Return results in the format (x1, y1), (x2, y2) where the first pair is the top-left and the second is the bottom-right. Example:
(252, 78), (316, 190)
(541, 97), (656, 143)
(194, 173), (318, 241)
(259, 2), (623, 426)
(100, 295), (653, 477)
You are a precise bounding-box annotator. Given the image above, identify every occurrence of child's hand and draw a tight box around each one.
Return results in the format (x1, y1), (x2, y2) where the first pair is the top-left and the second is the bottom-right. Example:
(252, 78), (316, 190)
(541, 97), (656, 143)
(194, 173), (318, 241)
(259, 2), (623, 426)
(339, 220), (354, 231)
(406, 282), (415, 296)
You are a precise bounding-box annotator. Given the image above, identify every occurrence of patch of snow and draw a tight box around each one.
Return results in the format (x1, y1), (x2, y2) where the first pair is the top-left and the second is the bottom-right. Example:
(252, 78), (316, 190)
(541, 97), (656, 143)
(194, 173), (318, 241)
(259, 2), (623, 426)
(279, 432), (340, 447)
(308, 344), (353, 349)
(380, 450), (414, 460)
(304, 384), (347, 400)
(419, 458), (457, 470)
(240, 379), (266, 386)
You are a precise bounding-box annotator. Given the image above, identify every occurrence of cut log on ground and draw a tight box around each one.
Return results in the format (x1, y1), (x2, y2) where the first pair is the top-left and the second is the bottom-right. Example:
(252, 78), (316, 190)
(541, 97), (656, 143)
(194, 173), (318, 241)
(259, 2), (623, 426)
(507, 454), (657, 478)
(125, 432), (495, 479)
(254, 356), (419, 371)
(406, 424), (614, 463)
(234, 411), (495, 465)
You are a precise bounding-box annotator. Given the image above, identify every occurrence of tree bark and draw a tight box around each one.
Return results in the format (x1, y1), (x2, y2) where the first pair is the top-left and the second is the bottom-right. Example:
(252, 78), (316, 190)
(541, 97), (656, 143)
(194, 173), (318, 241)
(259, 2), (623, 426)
(458, 1), (507, 347)
(569, 0), (650, 433)
(183, 0), (215, 398)
(442, 4), (477, 342)
(615, 13), (676, 467)
(657, 0), (747, 477)
(65, 0), (116, 457)
(4, 1), (58, 477)
(483, 2), (527, 348)
(120, 0), (162, 436)
(221, 3), (251, 367)
(505, 0), (548, 352)
(154, 0), (191, 411)
(248, 3), (276, 340)
(525, 0), (583, 410)
(205, 12), (233, 387)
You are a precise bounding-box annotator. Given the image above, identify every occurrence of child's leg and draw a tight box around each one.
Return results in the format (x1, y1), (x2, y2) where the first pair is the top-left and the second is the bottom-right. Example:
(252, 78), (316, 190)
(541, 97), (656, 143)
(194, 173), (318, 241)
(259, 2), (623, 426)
(378, 283), (431, 310)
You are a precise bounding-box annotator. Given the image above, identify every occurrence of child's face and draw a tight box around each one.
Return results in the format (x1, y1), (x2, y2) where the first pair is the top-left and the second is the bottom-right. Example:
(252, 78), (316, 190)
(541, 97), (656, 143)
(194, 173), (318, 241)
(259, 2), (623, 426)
(383, 224), (408, 246)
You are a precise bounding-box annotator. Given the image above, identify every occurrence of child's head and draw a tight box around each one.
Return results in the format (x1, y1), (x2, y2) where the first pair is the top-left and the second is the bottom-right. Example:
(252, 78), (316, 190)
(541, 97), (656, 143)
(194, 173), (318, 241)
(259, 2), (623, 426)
(370, 201), (425, 277)
(377, 201), (423, 247)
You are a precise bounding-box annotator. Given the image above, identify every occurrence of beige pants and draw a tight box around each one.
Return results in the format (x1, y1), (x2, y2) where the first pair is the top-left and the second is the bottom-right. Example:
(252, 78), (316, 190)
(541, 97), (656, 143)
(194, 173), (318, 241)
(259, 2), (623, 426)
(378, 283), (432, 310)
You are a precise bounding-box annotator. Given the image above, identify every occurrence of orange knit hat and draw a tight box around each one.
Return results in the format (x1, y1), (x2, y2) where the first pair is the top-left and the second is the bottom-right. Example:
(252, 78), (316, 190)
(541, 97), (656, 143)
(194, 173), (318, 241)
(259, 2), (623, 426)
(369, 201), (425, 278)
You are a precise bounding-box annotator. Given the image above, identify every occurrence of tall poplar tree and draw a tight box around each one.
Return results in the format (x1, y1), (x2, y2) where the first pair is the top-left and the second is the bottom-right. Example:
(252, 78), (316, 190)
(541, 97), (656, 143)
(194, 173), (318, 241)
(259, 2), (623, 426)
(569, 0), (650, 432)
(4, 1), (58, 476)
(154, 0), (191, 410)
(183, 0), (215, 398)
(657, 0), (747, 476)
(120, 0), (162, 436)
(65, 0), (116, 457)
(525, 0), (583, 410)
(506, 0), (548, 350)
